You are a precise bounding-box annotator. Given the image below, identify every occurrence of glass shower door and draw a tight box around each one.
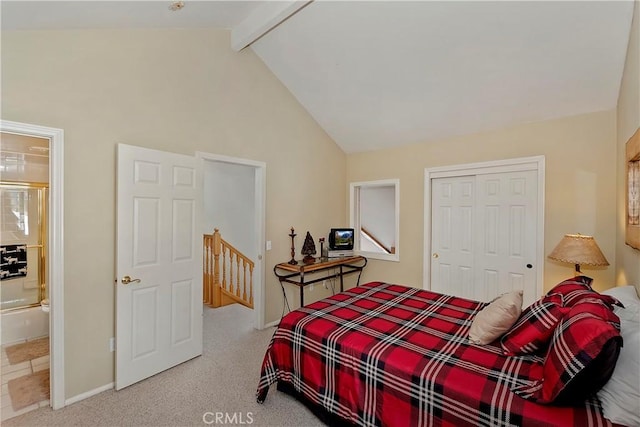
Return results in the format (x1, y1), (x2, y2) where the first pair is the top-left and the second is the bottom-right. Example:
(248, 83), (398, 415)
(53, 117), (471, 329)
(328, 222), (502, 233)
(0, 185), (46, 310)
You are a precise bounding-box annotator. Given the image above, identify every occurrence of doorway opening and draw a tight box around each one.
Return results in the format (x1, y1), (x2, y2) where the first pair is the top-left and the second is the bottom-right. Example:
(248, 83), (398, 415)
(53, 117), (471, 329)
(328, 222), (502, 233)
(198, 152), (266, 330)
(0, 120), (65, 412)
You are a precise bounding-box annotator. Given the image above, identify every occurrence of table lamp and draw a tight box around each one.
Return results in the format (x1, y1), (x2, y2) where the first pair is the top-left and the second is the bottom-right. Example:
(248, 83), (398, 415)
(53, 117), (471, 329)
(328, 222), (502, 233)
(548, 233), (609, 275)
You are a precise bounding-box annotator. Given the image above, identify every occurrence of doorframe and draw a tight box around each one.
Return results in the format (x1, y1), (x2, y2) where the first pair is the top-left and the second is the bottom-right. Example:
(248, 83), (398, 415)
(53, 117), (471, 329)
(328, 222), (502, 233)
(1, 120), (65, 409)
(196, 152), (266, 330)
(423, 155), (545, 299)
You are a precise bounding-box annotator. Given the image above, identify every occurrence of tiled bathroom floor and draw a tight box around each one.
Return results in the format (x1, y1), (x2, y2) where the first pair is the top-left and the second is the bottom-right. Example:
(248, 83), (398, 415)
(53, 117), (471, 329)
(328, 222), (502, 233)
(1, 338), (50, 422)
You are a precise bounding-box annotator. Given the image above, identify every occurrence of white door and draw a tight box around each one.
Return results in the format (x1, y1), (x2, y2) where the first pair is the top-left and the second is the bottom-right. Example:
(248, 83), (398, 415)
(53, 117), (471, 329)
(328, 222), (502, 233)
(430, 170), (538, 306)
(430, 176), (476, 299)
(116, 144), (202, 390)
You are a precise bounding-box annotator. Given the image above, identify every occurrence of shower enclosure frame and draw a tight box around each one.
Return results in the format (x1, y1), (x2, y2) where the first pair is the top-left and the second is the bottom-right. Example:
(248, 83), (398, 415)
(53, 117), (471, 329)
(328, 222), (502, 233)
(1, 180), (48, 311)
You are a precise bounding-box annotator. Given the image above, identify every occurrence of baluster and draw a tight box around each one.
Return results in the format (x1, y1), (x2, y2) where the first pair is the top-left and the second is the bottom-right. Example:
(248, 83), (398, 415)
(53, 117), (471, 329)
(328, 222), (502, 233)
(212, 229), (221, 307)
(242, 261), (247, 301)
(249, 264), (254, 306)
(235, 256), (241, 297)
(209, 237), (214, 304)
(207, 236), (213, 304)
(221, 246), (227, 292)
(229, 251), (233, 296)
(227, 252), (233, 293)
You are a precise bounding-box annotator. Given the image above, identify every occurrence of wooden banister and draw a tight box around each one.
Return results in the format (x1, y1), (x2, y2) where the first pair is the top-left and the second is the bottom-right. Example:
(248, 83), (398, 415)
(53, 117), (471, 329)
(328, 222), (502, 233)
(360, 226), (394, 254)
(203, 228), (254, 309)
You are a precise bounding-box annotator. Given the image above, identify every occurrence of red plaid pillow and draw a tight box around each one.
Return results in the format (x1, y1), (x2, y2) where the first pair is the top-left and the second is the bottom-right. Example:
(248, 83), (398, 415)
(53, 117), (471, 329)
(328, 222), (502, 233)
(512, 300), (622, 405)
(546, 276), (623, 309)
(500, 294), (569, 355)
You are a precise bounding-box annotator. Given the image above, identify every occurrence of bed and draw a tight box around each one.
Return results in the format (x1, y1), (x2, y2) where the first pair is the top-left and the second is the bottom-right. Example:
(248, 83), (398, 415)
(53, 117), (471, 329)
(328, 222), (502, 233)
(256, 280), (634, 427)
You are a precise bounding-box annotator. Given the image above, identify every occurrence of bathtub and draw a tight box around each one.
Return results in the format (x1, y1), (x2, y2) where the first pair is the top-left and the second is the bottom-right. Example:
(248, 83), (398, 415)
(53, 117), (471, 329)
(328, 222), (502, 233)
(1, 306), (49, 346)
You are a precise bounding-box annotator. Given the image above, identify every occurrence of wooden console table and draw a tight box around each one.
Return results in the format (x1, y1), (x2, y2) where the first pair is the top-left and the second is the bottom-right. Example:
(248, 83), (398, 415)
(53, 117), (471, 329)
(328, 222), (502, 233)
(274, 256), (367, 308)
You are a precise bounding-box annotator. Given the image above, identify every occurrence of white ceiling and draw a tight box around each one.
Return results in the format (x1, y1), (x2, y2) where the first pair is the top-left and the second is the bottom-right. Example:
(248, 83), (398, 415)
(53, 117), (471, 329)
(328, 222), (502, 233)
(2, 1), (635, 153)
(1, 1), (264, 30)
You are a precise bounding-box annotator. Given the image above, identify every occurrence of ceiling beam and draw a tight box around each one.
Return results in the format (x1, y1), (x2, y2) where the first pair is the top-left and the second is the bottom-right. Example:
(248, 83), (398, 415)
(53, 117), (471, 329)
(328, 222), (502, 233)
(231, 1), (312, 51)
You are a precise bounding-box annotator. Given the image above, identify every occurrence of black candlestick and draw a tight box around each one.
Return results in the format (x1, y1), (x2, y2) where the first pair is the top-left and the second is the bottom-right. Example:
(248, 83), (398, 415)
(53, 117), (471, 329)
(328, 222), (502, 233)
(288, 227), (298, 265)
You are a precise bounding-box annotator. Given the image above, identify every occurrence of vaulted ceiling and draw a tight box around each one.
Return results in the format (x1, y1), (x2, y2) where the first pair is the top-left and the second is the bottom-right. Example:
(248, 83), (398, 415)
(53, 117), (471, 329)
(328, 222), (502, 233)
(2, 1), (635, 153)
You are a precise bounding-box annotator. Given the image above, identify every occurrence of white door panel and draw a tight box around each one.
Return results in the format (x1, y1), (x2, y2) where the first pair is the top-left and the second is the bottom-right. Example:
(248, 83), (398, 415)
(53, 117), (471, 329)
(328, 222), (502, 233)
(475, 171), (537, 305)
(117, 144), (202, 390)
(431, 176), (475, 299)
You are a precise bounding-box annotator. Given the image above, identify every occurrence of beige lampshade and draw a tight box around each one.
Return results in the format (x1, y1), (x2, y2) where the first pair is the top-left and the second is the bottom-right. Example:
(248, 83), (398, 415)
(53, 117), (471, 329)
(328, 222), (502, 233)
(548, 234), (609, 268)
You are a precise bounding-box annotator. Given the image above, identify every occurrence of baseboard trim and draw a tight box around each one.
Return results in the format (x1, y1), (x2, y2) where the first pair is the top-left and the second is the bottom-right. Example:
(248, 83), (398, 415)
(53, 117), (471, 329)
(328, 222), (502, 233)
(64, 382), (114, 406)
(263, 319), (280, 328)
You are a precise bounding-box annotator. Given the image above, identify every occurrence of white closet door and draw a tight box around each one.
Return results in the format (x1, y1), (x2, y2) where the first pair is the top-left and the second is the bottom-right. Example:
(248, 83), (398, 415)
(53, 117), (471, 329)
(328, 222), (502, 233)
(475, 171), (538, 305)
(430, 176), (476, 299)
(430, 170), (538, 306)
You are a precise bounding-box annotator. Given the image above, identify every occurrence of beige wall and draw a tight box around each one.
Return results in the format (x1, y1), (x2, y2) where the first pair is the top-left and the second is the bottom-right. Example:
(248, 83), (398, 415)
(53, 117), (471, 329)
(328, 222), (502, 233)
(617, 0), (640, 290)
(348, 110), (618, 294)
(1, 29), (346, 398)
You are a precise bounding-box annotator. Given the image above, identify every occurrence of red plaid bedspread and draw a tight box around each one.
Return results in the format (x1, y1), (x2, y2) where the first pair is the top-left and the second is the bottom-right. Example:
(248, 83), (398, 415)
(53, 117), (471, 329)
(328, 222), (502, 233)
(257, 282), (617, 427)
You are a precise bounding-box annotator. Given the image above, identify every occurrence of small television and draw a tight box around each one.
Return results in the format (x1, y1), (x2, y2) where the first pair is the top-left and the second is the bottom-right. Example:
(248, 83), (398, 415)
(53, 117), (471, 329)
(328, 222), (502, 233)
(329, 228), (354, 251)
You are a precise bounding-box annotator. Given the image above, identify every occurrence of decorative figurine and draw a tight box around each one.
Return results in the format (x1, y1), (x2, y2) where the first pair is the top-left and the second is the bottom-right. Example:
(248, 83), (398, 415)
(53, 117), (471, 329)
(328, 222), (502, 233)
(288, 227), (298, 265)
(301, 231), (317, 264)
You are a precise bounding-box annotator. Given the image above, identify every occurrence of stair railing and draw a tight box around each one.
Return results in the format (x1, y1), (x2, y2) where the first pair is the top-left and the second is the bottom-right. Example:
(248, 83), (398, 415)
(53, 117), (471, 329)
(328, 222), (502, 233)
(203, 228), (254, 309)
(360, 226), (394, 254)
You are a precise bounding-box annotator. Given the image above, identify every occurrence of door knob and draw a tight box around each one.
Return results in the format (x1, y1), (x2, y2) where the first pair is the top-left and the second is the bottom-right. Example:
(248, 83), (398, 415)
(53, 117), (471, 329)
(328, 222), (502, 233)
(432, 253), (439, 259)
(121, 275), (141, 285)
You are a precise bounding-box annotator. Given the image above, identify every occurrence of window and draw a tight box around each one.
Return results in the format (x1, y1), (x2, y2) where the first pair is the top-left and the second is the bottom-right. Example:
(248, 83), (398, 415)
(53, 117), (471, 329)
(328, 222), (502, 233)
(350, 179), (399, 261)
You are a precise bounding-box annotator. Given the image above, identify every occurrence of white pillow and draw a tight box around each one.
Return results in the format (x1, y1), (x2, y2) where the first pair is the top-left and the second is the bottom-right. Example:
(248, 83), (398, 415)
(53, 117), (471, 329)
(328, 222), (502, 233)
(469, 290), (523, 345)
(598, 286), (640, 427)
(602, 285), (640, 312)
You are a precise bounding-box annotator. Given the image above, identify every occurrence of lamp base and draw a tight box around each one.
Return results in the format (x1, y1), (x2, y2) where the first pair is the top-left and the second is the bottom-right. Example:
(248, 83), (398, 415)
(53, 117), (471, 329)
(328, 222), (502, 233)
(574, 264), (582, 275)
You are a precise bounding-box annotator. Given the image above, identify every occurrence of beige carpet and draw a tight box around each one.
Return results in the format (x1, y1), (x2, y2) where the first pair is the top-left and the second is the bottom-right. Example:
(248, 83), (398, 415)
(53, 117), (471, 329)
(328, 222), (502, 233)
(4, 337), (49, 365)
(2, 304), (326, 426)
(7, 369), (50, 411)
